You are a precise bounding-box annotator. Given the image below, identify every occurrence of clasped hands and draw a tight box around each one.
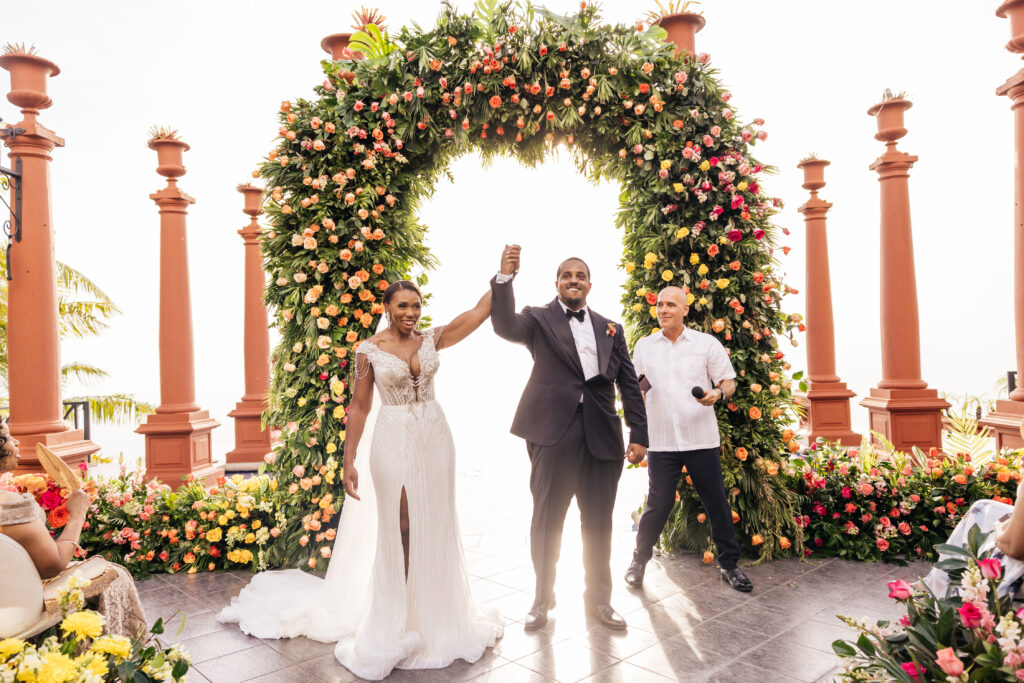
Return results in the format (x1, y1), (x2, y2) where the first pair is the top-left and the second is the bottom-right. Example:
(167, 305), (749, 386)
(500, 244), (521, 276)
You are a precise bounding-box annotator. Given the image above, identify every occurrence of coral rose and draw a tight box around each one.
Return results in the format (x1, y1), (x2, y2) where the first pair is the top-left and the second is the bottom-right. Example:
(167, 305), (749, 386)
(934, 647), (963, 677)
(48, 504), (70, 528)
(702, 551), (714, 564)
(735, 447), (748, 461)
(751, 534), (764, 546)
(748, 407), (762, 420)
(779, 537), (791, 549)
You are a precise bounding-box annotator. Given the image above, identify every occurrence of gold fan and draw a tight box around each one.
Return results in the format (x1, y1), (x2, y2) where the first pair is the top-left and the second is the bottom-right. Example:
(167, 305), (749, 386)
(34, 443), (82, 490)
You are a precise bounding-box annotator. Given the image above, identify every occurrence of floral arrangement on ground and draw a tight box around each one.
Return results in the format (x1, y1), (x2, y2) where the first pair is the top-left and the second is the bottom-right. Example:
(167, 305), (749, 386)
(258, 0), (803, 569)
(0, 573), (190, 682)
(834, 528), (1024, 681)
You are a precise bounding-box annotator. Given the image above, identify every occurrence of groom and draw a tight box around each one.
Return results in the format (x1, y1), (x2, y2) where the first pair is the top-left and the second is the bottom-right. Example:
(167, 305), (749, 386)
(491, 245), (648, 631)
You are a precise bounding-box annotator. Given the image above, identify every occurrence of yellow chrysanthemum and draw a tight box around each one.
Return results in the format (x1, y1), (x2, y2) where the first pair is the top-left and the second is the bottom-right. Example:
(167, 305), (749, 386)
(643, 251), (657, 263)
(76, 653), (109, 678)
(0, 638), (26, 659)
(37, 651), (78, 683)
(674, 227), (689, 239)
(61, 610), (104, 640)
(90, 635), (132, 661)
(716, 278), (730, 289)
(689, 253), (700, 265)
(697, 264), (709, 275)
(661, 270), (673, 282)
(206, 527), (223, 543)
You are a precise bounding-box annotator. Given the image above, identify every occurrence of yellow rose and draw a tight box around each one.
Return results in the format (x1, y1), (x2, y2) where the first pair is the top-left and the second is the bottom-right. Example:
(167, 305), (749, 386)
(660, 160), (671, 170)
(644, 251), (657, 263)
(297, 397), (307, 407)
(675, 227), (690, 239)
(61, 610), (104, 640)
(636, 287), (647, 297)
(245, 533), (256, 544)
(697, 264), (709, 275)
(686, 293), (695, 305)
(326, 442), (337, 454)
(716, 278), (730, 289)
(218, 515), (229, 526)
(624, 262), (636, 273)
(736, 181), (748, 192)
(661, 270), (673, 282)
(649, 306), (658, 318)
(672, 183), (684, 193)
(269, 479), (278, 491)
(206, 527), (223, 543)
(689, 253), (700, 265)
(700, 160), (710, 171)
(699, 296), (708, 305)
(252, 520), (262, 529)
(632, 303), (643, 312)
(333, 405), (345, 419)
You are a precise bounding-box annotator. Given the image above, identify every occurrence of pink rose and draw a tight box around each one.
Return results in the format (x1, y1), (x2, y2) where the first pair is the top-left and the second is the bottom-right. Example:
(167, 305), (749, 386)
(859, 482), (874, 495)
(682, 147), (694, 159)
(978, 558), (1002, 580)
(841, 486), (852, 499)
(710, 125), (721, 137)
(658, 169), (669, 179)
(887, 579), (911, 600)
(877, 538), (890, 551)
(900, 662), (922, 683)
(293, 465), (306, 478)
(702, 135), (713, 147)
(934, 647), (963, 677)
(39, 490), (62, 510)
(958, 602), (982, 629)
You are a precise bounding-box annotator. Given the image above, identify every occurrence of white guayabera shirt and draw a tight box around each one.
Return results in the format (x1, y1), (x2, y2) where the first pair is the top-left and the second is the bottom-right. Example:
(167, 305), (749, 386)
(632, 328), (736, 452)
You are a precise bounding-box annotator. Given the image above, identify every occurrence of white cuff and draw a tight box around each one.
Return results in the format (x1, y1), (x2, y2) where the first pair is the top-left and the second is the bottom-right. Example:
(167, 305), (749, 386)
(495, 272), (513, 284)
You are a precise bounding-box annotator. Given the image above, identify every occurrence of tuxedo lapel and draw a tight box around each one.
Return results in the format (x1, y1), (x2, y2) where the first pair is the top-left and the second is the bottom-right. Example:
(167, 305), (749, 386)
(590, 309), (613, 377)
(544, 299), (584, 376)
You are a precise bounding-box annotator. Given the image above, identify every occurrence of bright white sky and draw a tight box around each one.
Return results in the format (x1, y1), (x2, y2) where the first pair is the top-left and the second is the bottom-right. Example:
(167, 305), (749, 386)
(4, 0), (1020, 466)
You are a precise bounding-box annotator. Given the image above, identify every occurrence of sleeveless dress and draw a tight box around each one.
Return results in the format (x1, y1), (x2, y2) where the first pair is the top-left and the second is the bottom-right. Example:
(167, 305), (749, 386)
(220, 327), (503, 680)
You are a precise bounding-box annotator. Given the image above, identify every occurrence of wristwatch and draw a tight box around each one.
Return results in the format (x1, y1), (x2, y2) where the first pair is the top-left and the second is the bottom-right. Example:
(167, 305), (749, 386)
(714, 388), (724, 403)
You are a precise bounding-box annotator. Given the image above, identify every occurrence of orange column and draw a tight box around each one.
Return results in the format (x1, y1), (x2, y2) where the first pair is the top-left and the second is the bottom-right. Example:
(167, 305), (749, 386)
(859, 96), (949, 451)
(796, 158), (860, 445)
(135, 136), (221, 486)
(0, 51), (98, 472)
(982, 0), (1024, 450)
(226, 184), (275, 466)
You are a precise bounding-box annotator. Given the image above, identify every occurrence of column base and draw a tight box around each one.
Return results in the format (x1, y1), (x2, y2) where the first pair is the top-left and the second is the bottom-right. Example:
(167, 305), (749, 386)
(136, 409), (222, 488)
(12, 428), (100, 476)
(979, 399), (1024, 452)
(225, 398), (276, 468)
(859, 387), (950, 452)
(797, 382), (862, 446)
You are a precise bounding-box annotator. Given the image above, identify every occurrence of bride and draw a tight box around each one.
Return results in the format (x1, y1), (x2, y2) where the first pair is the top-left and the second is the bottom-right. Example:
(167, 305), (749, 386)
(219, 280), (503, 680)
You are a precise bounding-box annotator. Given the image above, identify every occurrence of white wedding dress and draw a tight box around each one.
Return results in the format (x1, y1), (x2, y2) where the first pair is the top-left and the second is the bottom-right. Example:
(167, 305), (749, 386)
(219, 326), (503, 680)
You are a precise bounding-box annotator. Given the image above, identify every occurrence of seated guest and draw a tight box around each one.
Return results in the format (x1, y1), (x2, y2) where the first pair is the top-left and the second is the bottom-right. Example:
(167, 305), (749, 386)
(0, 421), (147, 636)
(924, 479), (1024, 598)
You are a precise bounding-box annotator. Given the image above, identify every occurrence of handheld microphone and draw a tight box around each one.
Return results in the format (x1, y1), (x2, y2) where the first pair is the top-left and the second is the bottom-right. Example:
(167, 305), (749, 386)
(691, 386), (706, 399)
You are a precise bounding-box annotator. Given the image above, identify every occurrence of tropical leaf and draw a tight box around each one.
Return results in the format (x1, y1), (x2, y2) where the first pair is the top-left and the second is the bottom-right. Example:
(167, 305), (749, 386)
(64, 393), (155, 425)
(348, 24), (397, 60)
(61, 362), (110, 386)
(943, 405), (995, 465)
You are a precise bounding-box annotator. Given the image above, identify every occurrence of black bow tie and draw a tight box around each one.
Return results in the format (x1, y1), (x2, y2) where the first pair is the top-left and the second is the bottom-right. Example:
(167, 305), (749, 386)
(565, 308), (586, 323)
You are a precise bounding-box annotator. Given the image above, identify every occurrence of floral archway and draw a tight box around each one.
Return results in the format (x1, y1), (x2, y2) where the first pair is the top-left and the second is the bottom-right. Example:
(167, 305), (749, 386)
(258, 1), (803, 570)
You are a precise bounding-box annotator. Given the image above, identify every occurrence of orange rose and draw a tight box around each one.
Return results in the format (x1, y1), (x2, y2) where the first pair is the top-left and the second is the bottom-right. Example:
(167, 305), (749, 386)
(954, 474), (967, 485)
(781, 429), (795, 442)
(674, 490), (681, 502)
(339, 249), (352, 261)
(48, 503), (70, 528)
(735, 447), (748, 461)
(787, 441), (800, 453)
(697, 513), (707, 523)
(712, 319), (725, 333)
(345, 331), (358, 343)
(702, 551), (714, 564)
(372, 263), (384, 275)
(731, 510), (740, 523)
(748, 407), (762, 420)
(378, 280), (389, 291)
(751, 534), (764, 546)
(356, 270), (370, 282)
(779, 537), (791, 549)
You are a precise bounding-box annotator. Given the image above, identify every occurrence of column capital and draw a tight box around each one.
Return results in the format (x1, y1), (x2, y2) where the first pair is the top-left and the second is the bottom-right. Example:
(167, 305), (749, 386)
(149, 181), (195, 209)
(869, 146), (918, 176)
(798, 196), (832, 218)
(997, 67), (1024, 102)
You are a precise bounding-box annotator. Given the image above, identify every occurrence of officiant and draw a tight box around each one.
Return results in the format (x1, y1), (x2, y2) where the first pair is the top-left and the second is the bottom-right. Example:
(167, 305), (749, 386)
(624, 286), (753, 593)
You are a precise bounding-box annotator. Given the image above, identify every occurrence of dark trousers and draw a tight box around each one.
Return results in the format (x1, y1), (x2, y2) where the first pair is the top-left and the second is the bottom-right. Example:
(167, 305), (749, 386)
(528, 406), (624, 606)
(634, 448), (741, 571)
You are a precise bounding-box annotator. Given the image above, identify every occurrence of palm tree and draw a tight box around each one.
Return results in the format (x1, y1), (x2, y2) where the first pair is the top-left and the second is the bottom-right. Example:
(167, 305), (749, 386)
(0, 256), (153, 424)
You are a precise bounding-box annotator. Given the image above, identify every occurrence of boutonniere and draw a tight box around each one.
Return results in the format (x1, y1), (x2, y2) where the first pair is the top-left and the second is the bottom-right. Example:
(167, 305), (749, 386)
(606, 322), (617, 337)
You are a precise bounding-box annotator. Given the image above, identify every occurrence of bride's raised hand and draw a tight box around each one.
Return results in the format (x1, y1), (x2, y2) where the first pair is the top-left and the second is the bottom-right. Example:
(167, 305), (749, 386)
(344, 465), (361, 501)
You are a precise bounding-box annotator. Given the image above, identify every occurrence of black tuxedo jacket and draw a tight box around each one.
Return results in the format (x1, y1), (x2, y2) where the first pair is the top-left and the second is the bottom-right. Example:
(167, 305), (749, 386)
(490, 276), (648, 461)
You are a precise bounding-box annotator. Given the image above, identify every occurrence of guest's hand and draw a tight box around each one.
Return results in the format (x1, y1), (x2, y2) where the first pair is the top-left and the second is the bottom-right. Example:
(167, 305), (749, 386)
(343, 466), (360, 501)
(697, 388), (722, 407)
(625, 443), (647, 464)
(66, 489), (90, 518)
(500, 244), (521, 276)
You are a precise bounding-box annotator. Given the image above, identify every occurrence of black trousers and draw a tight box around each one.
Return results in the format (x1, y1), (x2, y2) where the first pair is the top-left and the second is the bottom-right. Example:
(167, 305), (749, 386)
(527, 406), (624, 606)
(634, 448), (741, 570)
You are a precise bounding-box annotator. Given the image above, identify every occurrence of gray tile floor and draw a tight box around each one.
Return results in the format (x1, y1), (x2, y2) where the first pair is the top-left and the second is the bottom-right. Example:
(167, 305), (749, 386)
(138, 547), (924, 682)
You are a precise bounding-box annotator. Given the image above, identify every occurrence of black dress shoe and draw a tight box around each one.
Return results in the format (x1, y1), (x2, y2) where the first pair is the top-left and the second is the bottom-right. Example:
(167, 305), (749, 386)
(524, 598), (554, 631)
(721, 567), (753, 592)
(586, 603), (627, 630)
(624, 554), (647, 588)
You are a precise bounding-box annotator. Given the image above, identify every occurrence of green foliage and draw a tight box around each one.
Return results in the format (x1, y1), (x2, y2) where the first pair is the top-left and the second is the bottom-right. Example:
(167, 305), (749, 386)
(261, 0), (801, 569)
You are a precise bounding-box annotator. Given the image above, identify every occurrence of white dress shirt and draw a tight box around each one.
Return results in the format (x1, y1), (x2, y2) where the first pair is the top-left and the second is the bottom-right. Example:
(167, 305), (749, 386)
(632, 327), (736, 451)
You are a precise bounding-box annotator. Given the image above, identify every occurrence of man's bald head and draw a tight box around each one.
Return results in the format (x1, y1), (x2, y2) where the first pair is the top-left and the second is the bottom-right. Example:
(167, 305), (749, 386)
(655, 286), (689, 337)
(658, 286), (688, 305)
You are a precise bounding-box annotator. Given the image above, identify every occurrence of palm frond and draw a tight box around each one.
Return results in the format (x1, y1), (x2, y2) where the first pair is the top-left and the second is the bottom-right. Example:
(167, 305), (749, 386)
(61, 362), (110, 386)
(56, 261), (118, 308)
(57, 300), (117, 338)
(64, 393), (155, 425)
(943, 406), (995, 466)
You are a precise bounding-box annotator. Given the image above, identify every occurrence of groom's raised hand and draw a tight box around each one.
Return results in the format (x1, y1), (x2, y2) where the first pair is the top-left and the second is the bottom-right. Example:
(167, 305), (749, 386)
(500, 244), (521, 276)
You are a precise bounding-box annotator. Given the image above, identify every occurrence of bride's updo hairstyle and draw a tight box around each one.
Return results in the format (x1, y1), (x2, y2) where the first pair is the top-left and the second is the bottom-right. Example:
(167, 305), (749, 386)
(382, 280), (422, 306)
(0, 420), (17, 472)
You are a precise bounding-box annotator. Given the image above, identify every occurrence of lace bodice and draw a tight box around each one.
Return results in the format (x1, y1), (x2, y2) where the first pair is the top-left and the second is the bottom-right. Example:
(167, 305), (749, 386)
(355, 327), (442, 406)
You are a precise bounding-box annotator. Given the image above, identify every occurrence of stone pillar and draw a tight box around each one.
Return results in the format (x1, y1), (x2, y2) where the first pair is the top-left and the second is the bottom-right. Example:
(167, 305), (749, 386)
(225, 184), (275, 467)
(655, 12), (705, 58)
(795, 158), (860, 445)
(982, 0), (1024, 450)
(0, 51), (99, 472)
(859, 96), (949, 451)
(135, 135), (221, 486)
